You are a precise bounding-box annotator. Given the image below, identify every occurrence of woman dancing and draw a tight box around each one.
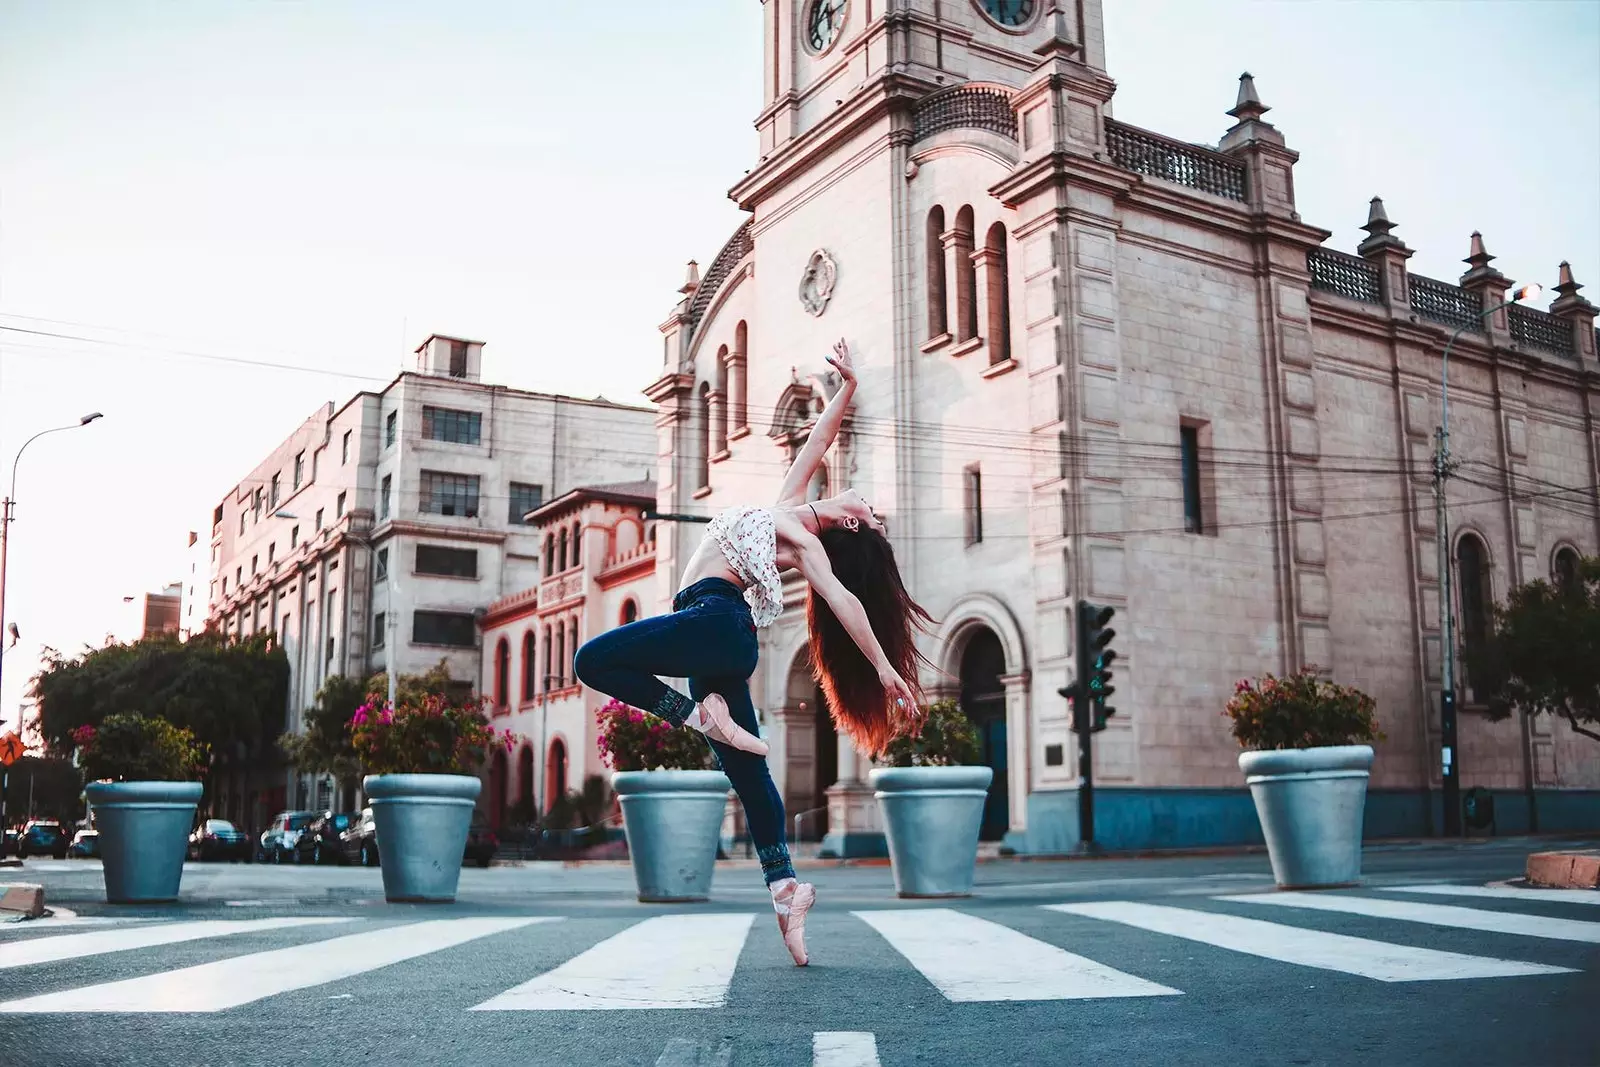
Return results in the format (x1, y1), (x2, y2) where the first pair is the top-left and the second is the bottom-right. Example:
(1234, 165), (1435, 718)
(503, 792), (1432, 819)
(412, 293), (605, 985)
(574, 338), (931, 967)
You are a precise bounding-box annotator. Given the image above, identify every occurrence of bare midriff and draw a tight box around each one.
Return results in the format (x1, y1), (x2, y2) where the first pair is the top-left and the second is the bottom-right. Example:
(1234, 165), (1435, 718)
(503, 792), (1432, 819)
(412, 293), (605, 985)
(678, 532), (744, 594)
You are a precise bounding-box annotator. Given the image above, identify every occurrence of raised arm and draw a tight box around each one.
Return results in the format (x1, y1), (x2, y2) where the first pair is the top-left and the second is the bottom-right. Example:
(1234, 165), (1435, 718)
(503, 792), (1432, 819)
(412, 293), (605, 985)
(776, 338), (857, 505)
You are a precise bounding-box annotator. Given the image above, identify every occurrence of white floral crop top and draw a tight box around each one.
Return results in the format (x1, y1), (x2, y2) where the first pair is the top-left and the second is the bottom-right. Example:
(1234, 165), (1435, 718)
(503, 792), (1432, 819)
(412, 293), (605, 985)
(705, 505), (784, 628)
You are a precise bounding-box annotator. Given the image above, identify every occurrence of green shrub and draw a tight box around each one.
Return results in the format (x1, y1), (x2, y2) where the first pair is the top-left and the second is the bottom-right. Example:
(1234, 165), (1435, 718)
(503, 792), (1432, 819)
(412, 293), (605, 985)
(71, 714), (208, 782)
(879, 699), (981, 767)
(1224, 668), (1383, 751)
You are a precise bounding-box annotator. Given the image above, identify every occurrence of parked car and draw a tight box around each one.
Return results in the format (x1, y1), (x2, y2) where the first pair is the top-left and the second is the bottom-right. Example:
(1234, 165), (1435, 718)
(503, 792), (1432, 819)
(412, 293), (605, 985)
(17, 820), (68, 860)
(189, 819), (251, 862)
(256, 810), (318, 864)
(294, 811), (358, 865)
(337, 807), (379, 867)
(464, 815), (498, 868)
(67, 828), (100, 859)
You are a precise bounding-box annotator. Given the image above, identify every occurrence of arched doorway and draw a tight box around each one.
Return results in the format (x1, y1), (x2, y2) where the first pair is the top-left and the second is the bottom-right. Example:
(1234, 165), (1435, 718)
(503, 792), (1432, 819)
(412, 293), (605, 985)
(545, 738), (568, 811)
(517, 745), (535, 823)
(488, 747), (508, 831)
(959, 628), (1009, 840)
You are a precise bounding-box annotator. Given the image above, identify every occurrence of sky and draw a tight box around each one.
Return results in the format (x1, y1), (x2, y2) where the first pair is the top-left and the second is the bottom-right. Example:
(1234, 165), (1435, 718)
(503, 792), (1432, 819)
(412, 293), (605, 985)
(1, 0), (1596, 730)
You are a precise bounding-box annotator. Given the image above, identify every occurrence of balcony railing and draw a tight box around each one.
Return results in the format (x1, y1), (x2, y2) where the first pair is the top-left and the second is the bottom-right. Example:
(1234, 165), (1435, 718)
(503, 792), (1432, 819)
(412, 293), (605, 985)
(1408, 274), (1483, 331)
(912, 85), (1017, 143)
(1308, 248), (1381, 304)
(1104, 120), (1248, 202)
(1509, 304), (1576, 358)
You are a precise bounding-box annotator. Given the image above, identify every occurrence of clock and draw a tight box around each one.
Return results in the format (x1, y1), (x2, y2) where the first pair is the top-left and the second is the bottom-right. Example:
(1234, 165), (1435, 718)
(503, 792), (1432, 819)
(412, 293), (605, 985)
(976, 0), (1036, 28)
(805, 0), (848, 54)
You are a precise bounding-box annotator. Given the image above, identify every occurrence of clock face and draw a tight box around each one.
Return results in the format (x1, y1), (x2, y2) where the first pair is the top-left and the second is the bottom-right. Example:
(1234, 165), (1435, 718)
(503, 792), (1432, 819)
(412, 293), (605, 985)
(806, 0), (847, 54)
(978, 0), (1035, 28)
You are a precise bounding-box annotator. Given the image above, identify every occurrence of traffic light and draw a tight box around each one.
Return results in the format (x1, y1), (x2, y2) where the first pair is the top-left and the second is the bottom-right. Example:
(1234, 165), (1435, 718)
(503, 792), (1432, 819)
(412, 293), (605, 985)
(1058, 680), (1089, 734)
(1077, 600), (1118, 733)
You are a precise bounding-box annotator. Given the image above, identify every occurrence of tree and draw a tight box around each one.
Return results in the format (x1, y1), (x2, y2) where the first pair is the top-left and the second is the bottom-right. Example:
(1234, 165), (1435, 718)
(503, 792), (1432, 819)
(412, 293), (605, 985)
(1461, 554), (1600, 742)
(32, 632), (290, 761)
(279, 659), (458, 790)
(1, 756), (85, 824)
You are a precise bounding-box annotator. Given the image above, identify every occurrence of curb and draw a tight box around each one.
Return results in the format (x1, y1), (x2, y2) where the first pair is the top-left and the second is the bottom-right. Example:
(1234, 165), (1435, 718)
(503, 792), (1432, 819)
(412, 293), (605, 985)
(1526, 850), (1600, 889)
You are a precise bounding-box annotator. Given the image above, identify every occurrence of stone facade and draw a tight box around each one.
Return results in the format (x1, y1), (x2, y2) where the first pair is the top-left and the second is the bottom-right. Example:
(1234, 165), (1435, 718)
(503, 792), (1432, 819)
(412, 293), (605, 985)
(640, 0), (1599, 851)
(203, 335), (655, 822)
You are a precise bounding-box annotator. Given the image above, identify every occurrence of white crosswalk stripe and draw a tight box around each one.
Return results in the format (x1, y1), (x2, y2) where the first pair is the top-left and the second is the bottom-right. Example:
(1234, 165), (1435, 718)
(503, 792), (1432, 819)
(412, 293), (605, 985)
(1220, 891), (1600, 943)
(0, 917), (349, 970)
(813, 1031), (881, 1067)
(470, 913), (754, 1011)
(0, 917), (550, 1013)
(1382, 883), (1600, 906)
(855, 908), (1180, 1002)
(1047, 901), (1573, 982)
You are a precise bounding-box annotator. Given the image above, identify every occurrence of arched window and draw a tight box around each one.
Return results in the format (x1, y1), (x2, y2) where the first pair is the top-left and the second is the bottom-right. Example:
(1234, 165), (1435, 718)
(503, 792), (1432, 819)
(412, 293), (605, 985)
(1554, 546), (1581, 590)
(1456, 533), (1491, 655)
(557, 527), (568, 572)
(542, 625), (553, 692)
(697, 382), (712, 490)
(554, 626), (566, 689)
(713, 345), (730, 456)
(953, 205), (977, 343)
(732, 321), (749, 432)
(570, 522), (581, 567)
(521, 630), (536, 701)
(543, 534), (554, 576)
(493, 638), (510, 710)
(647, 523), (657, 545)
(621, 598), (639, 625)
(568, 617), (579, 684)
(926, 206), (948, 339)
(545, 737), (568, 811)
(984, 222), (1011, 365)
(517, 745), (534, 818)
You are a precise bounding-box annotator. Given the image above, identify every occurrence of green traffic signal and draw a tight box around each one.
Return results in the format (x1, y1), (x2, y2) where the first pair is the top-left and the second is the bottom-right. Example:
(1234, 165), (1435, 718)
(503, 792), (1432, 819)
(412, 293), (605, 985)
(1078, 601), (1118, 733)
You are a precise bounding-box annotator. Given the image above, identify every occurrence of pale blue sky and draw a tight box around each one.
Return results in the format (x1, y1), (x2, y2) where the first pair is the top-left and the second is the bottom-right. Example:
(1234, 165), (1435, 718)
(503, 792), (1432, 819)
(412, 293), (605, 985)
(1, 0), (1596, 726)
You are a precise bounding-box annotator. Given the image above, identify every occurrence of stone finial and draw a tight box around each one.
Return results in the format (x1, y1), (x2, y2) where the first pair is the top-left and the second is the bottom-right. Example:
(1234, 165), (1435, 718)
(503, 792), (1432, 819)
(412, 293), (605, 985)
(1554, 261), (1582, 298)
(1357, 195), (1410, 259)
(679, 260), (700, 295)
(1033, 2), (1082, 60)
(1227, 72), (1271, 122)
(1464, 231), (1494, 271)
(1363, 196), (1394, 237)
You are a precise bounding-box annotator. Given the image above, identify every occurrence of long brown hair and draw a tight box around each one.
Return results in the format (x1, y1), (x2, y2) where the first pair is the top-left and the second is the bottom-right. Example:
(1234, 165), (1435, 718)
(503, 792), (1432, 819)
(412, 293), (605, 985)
(806, 527), (934, 756)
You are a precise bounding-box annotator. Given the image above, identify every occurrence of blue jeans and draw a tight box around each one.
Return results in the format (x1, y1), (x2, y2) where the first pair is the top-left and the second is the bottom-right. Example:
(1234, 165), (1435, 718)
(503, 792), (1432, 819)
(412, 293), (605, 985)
(574, 578), (794, 884)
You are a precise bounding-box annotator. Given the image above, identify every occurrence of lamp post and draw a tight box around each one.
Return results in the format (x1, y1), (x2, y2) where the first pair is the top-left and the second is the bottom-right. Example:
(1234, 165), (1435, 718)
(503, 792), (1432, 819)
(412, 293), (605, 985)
(1434, 284), (1539, 836)
(0, 413), (104, 725)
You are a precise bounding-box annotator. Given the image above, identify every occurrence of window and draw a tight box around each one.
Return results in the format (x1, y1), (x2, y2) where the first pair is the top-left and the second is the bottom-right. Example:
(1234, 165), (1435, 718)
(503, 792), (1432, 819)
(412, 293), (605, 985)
(697, 383), (712, 490)
(213, 503), (225, 529)
(222, 577), (229, 596)
(713, 347), (730, 457)
(235, 566), (242, 587)
(268, 543), (276, 565)
(253, 488), (263, 519)
(1456, 533), (1491, 656)
(558, 528), (569, 572)
(420, 470), (480, 518)
(984, 222), (1011, 365)
(926, 206), (948, 339)
(315, 508), (324, 531)
(311, 451), (319, 482)
(571, 522), (582, 567)
(554, 626), (566, 687)
(414, 610), (476, 648)
(1554, 546), (1581, 589)
(543, 534), (555, 577)
(1180, 426), (1204, 534)
(449, 340), (468, 378)
(568, 618), (578, 682)
(953, 206), (977, 343)
(521, 631), (536, 701)
(376, 548), (389, 580)
(290, 526), (299, 548)
(416, 544), (478, 578)
(385, 411), (397, 448)
(732, 320), (749, 431)
(239, 512), (246, 535)
(341, 430), (351, 465)
(421, 406), (483, 445)
(542, 626), (553, 691)
(270, 474), (281, 508)
(964, 465), (984, 545)
(380, 476), (392, 519)
(509, 482), (543, 524)
(251, 554), (259, 576)
(293, 452), (305, 490)
(621, 599), (639, 625)
(336, 491), (346, 519)
(372, 612), (386, 648)
(494, 639), (510, 708)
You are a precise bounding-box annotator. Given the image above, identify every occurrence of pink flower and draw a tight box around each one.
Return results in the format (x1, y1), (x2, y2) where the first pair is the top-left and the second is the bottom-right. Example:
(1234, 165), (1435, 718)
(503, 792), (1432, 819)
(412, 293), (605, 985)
(351, 707), (369, 726)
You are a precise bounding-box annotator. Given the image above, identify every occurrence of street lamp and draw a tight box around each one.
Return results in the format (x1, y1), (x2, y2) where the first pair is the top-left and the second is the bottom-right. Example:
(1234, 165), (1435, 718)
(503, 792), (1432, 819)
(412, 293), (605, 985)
(1434, 282), (1540, 836)
(0, 412), (105, 721)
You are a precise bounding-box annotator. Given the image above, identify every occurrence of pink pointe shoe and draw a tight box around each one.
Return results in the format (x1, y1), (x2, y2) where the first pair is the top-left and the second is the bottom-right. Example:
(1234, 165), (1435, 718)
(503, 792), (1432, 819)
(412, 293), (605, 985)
(696, 693), (769, 757)
(774, 881), (816, 966)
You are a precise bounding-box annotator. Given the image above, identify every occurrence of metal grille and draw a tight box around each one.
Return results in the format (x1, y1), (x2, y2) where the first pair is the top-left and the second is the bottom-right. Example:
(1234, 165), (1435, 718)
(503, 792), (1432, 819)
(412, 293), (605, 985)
(1307, 248), (1381, 303)
(1509, 305), (1575, 358)
(1104, 120), (1247, 202)
(686, 219), (755, 333)
(912, 85), (1018, 143)
(1408, 274), (1483, 331)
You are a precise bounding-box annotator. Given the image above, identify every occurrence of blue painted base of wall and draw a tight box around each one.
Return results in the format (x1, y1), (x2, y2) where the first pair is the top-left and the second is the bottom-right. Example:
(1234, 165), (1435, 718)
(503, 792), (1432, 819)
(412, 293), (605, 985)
(1015, 786), (1600, 854)
(818, 831), (888, 859)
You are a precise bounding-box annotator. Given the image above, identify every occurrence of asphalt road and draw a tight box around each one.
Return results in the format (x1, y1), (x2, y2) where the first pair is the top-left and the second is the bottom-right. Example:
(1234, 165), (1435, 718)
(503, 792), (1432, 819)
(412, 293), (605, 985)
(1, 837), (1595, 1067)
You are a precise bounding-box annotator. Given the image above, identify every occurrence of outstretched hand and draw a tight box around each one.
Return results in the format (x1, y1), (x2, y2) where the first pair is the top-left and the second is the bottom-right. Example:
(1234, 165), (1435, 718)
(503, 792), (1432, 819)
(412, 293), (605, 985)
(878, 667), (922, 736)
(826, 338), (857, 385)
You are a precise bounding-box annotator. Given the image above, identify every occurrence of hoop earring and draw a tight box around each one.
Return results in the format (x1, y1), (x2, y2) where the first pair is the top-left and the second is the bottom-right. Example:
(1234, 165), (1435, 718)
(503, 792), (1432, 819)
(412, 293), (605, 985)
(843, 516), (860, 532)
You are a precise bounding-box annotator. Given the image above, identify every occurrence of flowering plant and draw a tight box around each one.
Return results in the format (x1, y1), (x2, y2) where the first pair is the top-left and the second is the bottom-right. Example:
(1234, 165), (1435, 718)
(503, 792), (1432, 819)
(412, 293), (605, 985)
(72, 713), (209, 783)
(594, 698), (714, 772)
(1224, 667), (1384, 751)
(350, 693), (513, 776)
(879, 700), (980, 767)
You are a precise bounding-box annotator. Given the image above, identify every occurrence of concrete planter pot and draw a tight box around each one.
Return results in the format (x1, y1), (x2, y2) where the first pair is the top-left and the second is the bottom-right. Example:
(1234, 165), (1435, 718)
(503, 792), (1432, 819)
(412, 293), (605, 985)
(1240, 745), (1374, 888)
(612, 770), (732, 902)
(870, 766), (993, 898)
(363, 773), (481, 903)
(84, 780), (202, 904)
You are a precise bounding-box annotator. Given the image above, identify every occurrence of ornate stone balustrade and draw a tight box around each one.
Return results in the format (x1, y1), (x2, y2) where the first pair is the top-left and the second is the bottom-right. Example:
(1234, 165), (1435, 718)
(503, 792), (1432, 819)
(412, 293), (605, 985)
(1104, 119), (1248, 202)
(1408, 274), (1484, 331)
(912, 85), (1017, 143)
(1308, 248), (1381, 304)
(1509, 304), (1576, 358)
